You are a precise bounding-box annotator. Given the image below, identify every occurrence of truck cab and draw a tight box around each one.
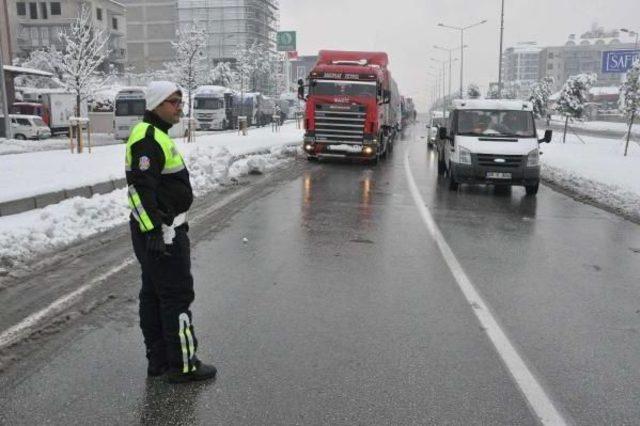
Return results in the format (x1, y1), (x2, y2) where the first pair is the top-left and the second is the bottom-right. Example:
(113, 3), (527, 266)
(193, 86), (233, 130)
(302, 50), (398, 164)
(437, 99), (552, 195)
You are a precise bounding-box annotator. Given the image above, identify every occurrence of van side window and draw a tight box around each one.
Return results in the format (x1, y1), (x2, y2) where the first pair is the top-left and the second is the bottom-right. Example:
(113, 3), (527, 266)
(17, 118), (31, 126)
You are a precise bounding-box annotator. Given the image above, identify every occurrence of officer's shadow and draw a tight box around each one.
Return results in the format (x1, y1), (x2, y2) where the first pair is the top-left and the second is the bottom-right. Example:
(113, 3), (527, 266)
(138, 377), (211, 425)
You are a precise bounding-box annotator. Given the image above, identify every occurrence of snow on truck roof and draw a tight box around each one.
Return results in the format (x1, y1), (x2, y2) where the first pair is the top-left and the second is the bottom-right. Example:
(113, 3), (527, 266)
(195, 85), (233, 96)
(452, 99), (533, 111)
(317, 50), (389, 67)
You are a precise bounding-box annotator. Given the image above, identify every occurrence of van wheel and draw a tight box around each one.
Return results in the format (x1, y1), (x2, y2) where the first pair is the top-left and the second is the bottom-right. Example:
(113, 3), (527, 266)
(525, 182), (539, 196)
(14, 134), (26, 140)
(447, 163), (459, 191)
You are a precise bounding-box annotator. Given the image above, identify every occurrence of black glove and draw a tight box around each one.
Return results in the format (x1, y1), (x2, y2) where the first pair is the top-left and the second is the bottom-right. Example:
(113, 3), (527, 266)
(146, 231), (168, 259)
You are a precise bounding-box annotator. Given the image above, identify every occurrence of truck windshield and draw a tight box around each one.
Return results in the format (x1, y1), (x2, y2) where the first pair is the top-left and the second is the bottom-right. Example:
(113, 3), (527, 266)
(457, 110), (535, 138)
(309, 80), (377, 97)
(194, 98), (224, 110)
(115, 99), (145, 116)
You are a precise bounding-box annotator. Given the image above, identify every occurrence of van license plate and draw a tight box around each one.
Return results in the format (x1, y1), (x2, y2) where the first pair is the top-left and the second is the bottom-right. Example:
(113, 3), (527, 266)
(486, 172), (512, 179)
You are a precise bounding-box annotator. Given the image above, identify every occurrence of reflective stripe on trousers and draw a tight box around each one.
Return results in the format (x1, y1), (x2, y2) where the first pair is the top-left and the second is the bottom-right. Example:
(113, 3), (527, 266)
(178, 313), (196, 373)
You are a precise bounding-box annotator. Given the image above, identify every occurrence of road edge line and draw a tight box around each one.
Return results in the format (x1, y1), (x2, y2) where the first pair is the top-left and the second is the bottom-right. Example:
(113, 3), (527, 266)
(403, 148), (567, 426)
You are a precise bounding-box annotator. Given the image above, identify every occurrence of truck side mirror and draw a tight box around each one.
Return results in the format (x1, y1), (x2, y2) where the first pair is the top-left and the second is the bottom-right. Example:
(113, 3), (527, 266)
(539, 129), (552, 143)
(383, 90), (391, 104)
(438, 126), (448, 140)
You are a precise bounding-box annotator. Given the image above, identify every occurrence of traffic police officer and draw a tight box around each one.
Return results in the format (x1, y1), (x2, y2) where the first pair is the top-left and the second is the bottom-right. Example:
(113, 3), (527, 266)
(126, 81), (216, 383)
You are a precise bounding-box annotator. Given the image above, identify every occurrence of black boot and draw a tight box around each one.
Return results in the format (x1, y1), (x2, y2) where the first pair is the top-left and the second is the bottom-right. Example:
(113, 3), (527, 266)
(147, 358), (169, 377)
(167, 360), (217, 384)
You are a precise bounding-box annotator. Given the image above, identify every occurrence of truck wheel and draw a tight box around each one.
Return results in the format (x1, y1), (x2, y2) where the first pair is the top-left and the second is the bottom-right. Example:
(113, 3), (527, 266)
(525, 182), (539, 196)
(447, 163), (459, 191)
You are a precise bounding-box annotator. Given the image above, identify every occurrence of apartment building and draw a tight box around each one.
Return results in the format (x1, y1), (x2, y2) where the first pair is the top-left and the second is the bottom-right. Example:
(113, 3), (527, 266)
(120, 0), (177, 73)
(8, 0), (127, 72)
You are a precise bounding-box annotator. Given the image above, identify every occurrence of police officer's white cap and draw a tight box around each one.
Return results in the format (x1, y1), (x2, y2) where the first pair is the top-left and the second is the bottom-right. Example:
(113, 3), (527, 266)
(146, 81), (182, 111)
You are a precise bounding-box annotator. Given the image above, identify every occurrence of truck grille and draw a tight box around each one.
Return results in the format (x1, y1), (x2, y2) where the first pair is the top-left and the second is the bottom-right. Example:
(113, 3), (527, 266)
(475, 154), (524, 168)
(314, 104), (366, 143)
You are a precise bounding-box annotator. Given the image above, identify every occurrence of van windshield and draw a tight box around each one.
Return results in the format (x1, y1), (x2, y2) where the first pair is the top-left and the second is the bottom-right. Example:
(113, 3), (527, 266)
(457, 110), (535, 138)
(115, 99), (146, 116)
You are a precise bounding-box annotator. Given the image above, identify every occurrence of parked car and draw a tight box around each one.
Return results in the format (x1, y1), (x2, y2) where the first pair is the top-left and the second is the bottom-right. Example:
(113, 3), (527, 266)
(0, 114), (52, 140)
(436, 99), (552, 196)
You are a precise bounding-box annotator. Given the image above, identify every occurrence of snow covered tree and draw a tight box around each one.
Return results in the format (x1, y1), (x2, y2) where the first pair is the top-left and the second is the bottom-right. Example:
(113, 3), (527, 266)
(467, 83), (481, 99)
(234, 41), (272, 93)
(166, 23), (207, 120)
(13, 47), (65, 88)
(556, 73), (597, 143)
(620, 59), (640, 156)
(529, 76), (554, 122)
(57, 3), (110, 152)
(207, 61), (236, 88)
(486, 86), (500, 99)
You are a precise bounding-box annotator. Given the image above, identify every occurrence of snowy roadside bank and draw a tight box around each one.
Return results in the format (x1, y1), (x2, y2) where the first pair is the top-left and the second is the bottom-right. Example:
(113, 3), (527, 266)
(540, 132), (640, 223)
(0, 124), (303, 270)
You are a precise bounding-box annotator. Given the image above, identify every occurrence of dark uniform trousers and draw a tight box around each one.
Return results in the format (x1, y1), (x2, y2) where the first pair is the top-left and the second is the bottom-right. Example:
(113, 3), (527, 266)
(130, 221), (199, 372)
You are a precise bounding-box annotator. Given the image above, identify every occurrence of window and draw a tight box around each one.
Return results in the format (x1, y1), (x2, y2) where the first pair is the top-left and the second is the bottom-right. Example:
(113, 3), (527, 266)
(456, 110), (535, 138)
(16, 2), (26, 16)
(39, 2), (47, 19)
(16, 118), (31, 126)
(96, 7), (102, 21)
(29, 2), (37, 18)
(112, 17), (118, 30)
(50, 2), (60, 15)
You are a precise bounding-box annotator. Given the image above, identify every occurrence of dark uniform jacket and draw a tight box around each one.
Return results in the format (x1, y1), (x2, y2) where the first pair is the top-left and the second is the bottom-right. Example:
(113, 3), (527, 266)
(126, 111), (193, 232)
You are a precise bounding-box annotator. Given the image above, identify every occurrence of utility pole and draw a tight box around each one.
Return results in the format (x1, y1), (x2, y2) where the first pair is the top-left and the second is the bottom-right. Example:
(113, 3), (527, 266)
(0, 31), (10, 140)
(498, 0), (505, 98)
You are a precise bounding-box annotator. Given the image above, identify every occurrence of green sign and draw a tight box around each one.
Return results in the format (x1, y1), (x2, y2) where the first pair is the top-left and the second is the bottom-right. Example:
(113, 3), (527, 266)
(277, 31), (296, 52)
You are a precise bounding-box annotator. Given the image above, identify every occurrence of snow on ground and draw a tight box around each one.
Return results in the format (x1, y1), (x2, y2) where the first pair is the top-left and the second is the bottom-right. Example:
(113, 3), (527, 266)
(0, 124), (302, 269)
(549, 116), (640, 136)
(0, 123), (303, 203)
(0, 133), (117, 155)
(541, 131), (640, 221)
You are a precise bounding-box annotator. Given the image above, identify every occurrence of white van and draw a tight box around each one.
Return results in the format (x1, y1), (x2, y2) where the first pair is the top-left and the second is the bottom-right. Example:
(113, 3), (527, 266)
(436, 99), (552, 195)
(1, 114), (51, 140)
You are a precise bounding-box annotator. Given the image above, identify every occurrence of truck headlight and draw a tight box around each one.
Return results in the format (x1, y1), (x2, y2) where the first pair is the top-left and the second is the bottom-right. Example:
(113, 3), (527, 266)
(458, 147), (472, 165)
(526, 149), (539, 167)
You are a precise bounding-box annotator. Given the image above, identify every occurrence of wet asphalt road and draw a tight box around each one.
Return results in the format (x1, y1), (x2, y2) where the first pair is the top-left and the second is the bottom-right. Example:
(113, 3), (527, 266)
(1, 122), (640, 425)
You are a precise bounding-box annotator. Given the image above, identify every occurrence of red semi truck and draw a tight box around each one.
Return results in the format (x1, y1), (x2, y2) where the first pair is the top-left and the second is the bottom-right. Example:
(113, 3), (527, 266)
(302, 50), (401, 164)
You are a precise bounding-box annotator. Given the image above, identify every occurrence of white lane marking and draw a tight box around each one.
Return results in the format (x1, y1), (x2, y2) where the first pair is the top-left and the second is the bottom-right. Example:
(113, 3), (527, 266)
(0, 179), (259, 351)
(403, 148), (567, 426)
(0, 258), (135, 350)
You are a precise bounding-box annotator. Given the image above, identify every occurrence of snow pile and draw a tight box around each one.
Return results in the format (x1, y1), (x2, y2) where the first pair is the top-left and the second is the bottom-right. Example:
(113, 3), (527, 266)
(0, 134), (116, 155)
(541, 132), (640, 221)
(0, 144), (299, 269)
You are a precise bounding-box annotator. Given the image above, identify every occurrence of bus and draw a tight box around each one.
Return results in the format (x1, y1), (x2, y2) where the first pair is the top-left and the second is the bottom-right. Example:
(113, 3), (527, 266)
(114, 88), (146, 140)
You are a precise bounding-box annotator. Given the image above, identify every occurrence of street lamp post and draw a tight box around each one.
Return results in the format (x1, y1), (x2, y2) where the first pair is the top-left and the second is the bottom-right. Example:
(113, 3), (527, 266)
(431, 61), (447, 119)
(438, 19), (487, 98)
(620, 28), (639, 50)
(498, 0), (505, 97)
(434, 44), (467, 102)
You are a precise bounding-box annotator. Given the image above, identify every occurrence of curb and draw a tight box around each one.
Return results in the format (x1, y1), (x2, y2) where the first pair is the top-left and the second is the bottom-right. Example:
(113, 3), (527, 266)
(0, 178), (127, 217)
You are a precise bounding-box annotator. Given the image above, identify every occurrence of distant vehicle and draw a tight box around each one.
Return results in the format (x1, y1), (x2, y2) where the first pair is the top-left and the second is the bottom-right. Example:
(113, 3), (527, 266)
(17, 91), (86, 135)
(427, 110), (448, 147)
(256, 95), (275, 126)
(437, 99), (552, 195)
(302, 50), (400, 164)
(193, 86), (235, 130)
(0, 114), (51, 140)
(114, 88), (146, 140)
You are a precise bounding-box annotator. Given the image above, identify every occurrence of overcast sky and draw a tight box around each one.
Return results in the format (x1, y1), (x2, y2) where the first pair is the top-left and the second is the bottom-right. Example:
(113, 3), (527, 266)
(279, 0), (640, 109)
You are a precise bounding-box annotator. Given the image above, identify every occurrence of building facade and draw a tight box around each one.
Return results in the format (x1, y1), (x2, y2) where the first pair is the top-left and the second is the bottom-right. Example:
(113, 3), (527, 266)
(8, 0), (126, 72)
(120, 0), (177, 73)
(539, 29), (637, 92)
(177, 0), (279, 64)
(501, 42), (541, 98)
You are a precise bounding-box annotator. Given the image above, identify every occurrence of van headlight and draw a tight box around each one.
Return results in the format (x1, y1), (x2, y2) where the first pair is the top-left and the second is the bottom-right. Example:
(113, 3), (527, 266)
(458, 147), (472, 165)
(526, 149), (539, 167)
